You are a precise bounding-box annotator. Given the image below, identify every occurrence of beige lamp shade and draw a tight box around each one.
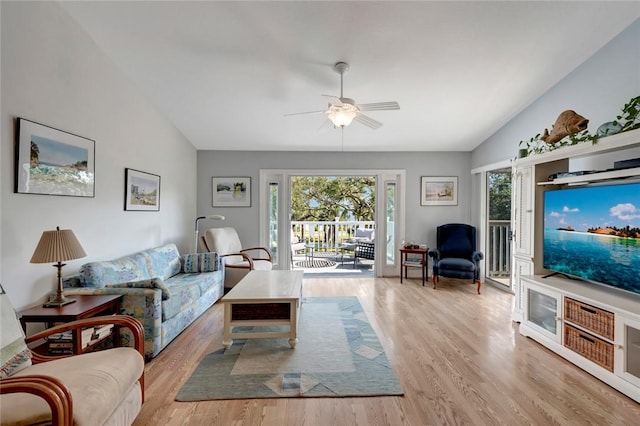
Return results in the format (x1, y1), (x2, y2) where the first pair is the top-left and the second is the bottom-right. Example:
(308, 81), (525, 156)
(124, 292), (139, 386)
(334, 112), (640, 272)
(30, 227), (87, 264)
(31, 227), (86, 307)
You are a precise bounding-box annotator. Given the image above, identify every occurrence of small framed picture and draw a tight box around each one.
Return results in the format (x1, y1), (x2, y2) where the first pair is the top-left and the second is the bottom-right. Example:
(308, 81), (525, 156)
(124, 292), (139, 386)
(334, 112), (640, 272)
(15, 118), (95, 197)
(124, 168), (161, 211)
(421, 176), (458, 206)
(212, 177), (251, 207)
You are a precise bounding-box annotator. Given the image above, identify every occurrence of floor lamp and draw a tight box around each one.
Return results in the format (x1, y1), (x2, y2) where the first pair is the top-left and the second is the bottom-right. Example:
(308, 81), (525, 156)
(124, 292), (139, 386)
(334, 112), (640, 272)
(194, 215), (225, 252)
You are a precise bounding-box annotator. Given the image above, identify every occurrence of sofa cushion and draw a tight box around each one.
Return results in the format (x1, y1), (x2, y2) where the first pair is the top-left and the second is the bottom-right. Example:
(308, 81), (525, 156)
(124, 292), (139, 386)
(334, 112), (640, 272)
(439, 257), (476, 272)
(81, 253), (151, 288)
(162, 274), (206, 321)
(5, 347), (143, 426)
(145, 244), (182, 280)
(182, 252), (220, 273)
(108, 277), (171, 300)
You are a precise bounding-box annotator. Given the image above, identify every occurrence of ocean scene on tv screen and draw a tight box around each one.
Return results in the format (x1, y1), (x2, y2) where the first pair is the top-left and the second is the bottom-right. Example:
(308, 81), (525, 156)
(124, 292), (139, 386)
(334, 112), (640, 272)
(543, 182), (640, 295)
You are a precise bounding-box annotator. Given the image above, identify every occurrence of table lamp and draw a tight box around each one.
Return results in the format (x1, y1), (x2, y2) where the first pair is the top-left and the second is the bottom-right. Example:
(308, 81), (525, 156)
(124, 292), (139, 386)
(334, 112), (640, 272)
(194, 214), (225, 252)
(30, 226), (87, 307)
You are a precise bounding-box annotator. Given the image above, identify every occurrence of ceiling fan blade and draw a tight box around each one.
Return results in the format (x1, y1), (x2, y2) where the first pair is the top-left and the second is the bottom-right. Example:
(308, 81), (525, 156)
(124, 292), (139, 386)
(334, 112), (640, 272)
(321, 95), (342, 106)
(357, 101), (400, 111)
(284, 110), (326, 116)
(354, 113), (383, 129)
(318, 118), (335, 133)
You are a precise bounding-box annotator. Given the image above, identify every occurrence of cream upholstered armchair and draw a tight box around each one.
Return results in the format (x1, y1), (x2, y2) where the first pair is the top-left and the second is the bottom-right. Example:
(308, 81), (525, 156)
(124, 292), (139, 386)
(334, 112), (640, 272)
(201, 227), (273, 289)
(0, 286), (145, 425)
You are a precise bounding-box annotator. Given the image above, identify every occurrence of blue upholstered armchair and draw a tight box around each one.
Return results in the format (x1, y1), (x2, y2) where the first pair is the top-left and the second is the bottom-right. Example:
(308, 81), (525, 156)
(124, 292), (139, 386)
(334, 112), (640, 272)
(428, 223), (484, 294)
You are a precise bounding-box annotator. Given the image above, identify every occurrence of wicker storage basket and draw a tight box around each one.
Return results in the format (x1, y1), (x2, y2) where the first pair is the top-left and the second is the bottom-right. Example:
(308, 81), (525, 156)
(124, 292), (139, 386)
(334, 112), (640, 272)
(564, 324), (614, 372)
(231, 303), (290, 321)
(564, 297), (614, 341)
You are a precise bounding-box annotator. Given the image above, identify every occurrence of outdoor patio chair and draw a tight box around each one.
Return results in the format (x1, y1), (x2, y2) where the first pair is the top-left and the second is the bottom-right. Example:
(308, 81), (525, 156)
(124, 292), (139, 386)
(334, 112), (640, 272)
(291, 229), (306, 267)
(342, 227), (375, 251)
(353, 241), (375, 268)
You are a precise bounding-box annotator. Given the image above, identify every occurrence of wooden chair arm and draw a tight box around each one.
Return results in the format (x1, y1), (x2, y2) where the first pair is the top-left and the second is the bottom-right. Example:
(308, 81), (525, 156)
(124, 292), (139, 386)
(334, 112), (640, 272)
(222, 252), (255, 270)
(25, 315), (145, 362)
(1, 374), (73, 426)
(240, 246), (273, 262)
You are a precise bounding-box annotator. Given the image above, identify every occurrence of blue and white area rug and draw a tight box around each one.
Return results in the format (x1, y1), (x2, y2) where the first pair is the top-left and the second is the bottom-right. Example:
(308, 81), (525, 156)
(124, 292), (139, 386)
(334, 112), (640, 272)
(175, 297), (403, 400)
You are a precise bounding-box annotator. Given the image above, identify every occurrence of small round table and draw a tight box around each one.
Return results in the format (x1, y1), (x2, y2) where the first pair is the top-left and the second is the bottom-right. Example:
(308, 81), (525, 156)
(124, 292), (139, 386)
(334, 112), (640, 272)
(305, 244), (315, 261)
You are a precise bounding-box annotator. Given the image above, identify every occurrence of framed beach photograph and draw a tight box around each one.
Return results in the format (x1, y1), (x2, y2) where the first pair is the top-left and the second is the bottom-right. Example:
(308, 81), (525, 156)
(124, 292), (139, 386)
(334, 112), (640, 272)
(124, 168), (161, 211)
(15, 118), (95, 197)
(212, 176), (251, 207)
(421, 176), (458, 206)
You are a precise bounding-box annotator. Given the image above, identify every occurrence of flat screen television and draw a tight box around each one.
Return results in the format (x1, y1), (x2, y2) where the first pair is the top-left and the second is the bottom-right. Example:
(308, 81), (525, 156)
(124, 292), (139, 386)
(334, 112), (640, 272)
(543, 181), (640, 296)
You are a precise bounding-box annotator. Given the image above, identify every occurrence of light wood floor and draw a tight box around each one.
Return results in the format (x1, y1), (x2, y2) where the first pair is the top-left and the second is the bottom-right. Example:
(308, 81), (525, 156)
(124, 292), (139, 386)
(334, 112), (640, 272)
(134, 277), (640, 425)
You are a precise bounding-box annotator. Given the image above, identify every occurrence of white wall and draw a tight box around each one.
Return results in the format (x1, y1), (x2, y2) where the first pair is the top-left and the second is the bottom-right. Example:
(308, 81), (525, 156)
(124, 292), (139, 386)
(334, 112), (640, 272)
(472, 19), (640, 170)
(197, 150), (472, 253)
(1, 2), (197, 309)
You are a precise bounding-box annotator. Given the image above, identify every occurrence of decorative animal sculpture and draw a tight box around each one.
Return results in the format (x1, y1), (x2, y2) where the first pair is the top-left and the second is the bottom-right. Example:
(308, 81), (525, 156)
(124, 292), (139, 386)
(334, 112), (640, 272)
(541, 110), (589, 144)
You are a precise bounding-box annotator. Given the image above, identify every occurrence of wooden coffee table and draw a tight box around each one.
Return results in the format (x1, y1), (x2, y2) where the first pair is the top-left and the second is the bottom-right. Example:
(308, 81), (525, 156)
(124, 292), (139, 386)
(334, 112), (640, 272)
(221, 270), (304, 349)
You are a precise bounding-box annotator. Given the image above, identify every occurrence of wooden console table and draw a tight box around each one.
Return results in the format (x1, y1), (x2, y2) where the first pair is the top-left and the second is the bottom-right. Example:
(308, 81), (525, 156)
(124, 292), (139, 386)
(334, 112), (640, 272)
(400, 247), (428, 286)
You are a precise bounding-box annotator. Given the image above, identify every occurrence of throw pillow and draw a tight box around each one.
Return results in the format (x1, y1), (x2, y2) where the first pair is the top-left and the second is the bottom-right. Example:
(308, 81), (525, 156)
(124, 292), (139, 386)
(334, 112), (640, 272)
(107, 277), (171, 300)
(182, 253), (219, 273)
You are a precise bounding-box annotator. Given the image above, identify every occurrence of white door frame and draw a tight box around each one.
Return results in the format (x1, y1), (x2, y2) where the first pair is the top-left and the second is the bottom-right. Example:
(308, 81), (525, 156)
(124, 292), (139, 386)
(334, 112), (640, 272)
(259, 169), (405, 276)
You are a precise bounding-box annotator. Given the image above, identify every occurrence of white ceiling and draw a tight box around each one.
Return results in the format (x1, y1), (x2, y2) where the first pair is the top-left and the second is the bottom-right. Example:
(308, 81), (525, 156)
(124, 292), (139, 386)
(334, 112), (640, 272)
(60, 1), (640, 152)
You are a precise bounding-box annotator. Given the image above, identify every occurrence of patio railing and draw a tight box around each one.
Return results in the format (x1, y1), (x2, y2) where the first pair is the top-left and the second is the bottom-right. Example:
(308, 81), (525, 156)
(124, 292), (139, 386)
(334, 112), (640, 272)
(287, 219), (510, 276)
(291, 220), (375, 252)
(488, 220), (511, 278)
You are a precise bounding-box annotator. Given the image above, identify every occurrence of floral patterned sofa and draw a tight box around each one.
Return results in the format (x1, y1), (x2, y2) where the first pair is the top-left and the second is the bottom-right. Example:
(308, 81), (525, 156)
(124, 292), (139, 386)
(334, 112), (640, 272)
(63, 244), (224, 359)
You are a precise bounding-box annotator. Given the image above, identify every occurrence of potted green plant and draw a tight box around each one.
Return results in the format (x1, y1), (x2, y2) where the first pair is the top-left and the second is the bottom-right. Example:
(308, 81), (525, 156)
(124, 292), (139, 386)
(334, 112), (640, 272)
(518, 133), (542, 157)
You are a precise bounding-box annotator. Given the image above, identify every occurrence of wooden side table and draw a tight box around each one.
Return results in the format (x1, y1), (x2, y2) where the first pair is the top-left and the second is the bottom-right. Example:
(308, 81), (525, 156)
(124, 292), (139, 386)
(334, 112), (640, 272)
(19, 294), (123, 355)
(400, 247), (429, 286)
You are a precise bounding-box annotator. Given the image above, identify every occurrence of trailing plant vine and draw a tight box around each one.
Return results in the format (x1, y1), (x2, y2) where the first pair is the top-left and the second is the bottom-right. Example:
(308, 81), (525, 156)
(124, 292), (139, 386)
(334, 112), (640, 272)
(519, 129), (597, 157)
(518, 94), (639, 158)
(612, 95), (640, 133)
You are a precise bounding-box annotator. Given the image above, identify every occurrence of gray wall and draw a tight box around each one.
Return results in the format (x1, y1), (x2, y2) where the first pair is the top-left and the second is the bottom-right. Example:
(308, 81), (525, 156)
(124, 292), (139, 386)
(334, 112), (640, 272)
(197, 150), (472, 251)
(472, 19), (640, 170)
(1, 2), (197, 309)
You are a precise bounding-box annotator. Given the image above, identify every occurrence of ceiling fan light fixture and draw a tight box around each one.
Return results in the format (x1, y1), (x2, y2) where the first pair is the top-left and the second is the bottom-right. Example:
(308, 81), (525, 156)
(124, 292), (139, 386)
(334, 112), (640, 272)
(285, 61), (398, 130)
(329, 110), (357, 127)
(328, 101), (358, 127)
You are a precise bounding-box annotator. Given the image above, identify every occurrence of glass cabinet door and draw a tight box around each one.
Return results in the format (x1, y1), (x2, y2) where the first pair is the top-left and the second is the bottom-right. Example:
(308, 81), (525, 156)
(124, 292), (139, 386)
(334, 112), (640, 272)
(616, 315), (640, 387)
(527, 286), (560, 339)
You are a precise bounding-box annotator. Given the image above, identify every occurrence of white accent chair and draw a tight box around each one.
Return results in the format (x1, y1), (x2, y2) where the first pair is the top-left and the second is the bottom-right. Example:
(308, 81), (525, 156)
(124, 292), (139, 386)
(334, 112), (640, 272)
(290, 229), (306, 267)
(201, 227), (273, 289)
(0, 285), (145, 426)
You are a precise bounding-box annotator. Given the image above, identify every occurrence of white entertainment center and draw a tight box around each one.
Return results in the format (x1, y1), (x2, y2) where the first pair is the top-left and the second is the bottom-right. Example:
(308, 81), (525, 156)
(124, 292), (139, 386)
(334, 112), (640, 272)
(511, 127), (640, 403)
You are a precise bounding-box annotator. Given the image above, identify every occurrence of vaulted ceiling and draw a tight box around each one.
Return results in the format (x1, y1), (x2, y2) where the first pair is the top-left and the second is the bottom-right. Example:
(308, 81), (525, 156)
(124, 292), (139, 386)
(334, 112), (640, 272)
(60, 1), (640, 152)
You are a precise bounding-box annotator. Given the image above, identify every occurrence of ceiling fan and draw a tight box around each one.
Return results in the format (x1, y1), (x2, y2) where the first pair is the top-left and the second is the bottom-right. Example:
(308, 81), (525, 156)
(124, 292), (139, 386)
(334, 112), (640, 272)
(285, 61), (400, 130)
